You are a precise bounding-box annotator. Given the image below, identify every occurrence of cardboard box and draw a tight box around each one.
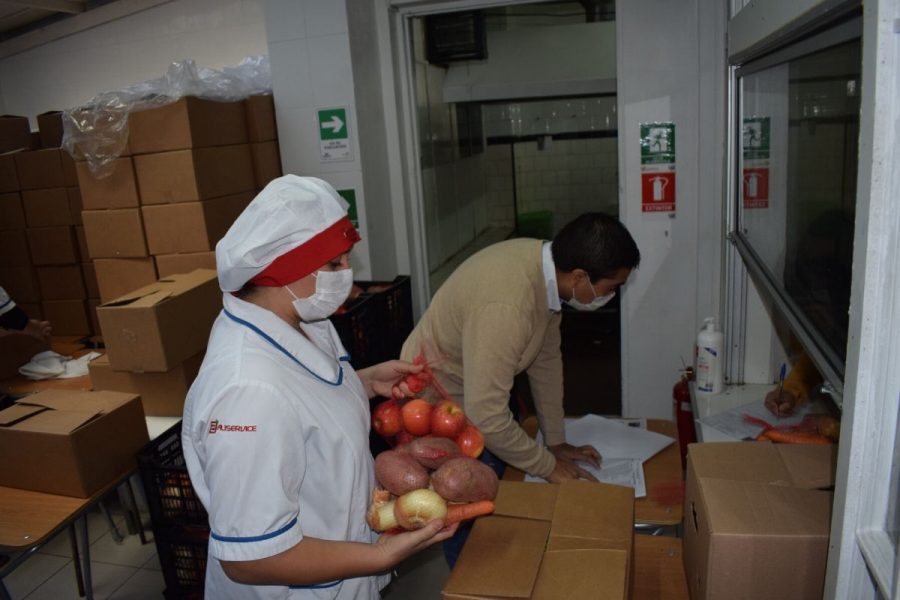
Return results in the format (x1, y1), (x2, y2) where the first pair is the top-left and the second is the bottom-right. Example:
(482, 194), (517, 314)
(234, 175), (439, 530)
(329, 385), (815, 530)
(443, 480), (634, 599)
(683, 442), (835, 600)
(76, 157), (140, 210)
(75, 225), (89, 262)
(18, 302), (41, 319)
(244, 94), (277, 142)
(14, 148), (67, 190)
(67, 186), (82, 224)
(97, 269), (220, 372)
(141, 191), (253, 255)
(36, 111), (64, 149)
(250, 141), (282, 189)
(41, 298), (90, 335)
(0, 191), (24, 229)
(81, 208), (148, 258)
(128, 97), (248, 154)
(89, 352), (202, 416)
(94, 257), (157, 303)
(22, 188), (72, 227)
(26, 226), (77, 265)
(0, 266), (40, 302)
(81, 261), (99, 298)
(0, 115), (32, 153)
(36, 265), (86, 300)
(134, 144), (255, 205)
(0, 389), (148, 497)
(155, 252), (216, 278)
(0, 229), (30, 266)
(0, 153), (19, 193)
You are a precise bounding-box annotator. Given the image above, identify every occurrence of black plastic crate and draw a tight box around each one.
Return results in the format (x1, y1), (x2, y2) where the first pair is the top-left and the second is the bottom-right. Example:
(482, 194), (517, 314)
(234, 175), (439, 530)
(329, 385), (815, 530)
(156, 525), (208, 599)
(137, 420), (208, 529)
(329, 292), (382, 369)
(361, 275), (414, 362)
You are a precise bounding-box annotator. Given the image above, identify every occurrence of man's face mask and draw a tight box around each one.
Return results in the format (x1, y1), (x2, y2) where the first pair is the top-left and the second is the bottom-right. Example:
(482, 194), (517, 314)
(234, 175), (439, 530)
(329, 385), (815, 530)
(285, 268), (354, 321)
(566, 276), (615, 311)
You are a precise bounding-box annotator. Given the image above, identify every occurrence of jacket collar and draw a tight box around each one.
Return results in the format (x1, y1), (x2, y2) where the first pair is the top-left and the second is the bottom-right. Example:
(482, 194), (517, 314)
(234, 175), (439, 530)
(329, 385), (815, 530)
(222, 293), (348, 386)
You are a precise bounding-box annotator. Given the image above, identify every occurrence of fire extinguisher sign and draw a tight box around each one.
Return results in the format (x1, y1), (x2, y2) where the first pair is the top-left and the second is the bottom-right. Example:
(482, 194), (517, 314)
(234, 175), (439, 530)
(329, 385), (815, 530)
(742, 116), (770, 209)
(640, 122), (676, 213)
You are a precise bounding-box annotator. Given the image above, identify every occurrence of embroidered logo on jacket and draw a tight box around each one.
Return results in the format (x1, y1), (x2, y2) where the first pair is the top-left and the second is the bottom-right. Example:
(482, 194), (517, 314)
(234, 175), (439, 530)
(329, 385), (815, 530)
(208, 420), (257, 434)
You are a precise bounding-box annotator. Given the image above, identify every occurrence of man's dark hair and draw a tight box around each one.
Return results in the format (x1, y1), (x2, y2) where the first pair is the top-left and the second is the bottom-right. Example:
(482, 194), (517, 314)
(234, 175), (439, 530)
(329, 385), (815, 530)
(552, 212), (640, 280)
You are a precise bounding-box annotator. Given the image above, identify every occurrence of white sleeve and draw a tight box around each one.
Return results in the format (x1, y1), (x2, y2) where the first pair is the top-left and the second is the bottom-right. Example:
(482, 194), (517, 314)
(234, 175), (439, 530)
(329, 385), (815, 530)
(0, 286), (15, 317)
(201, 381), (307, 562)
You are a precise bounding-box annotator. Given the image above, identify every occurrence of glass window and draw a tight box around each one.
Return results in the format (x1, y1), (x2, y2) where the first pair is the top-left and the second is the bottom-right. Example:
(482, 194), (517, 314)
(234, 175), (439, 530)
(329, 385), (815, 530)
(735, 29), (861, 385)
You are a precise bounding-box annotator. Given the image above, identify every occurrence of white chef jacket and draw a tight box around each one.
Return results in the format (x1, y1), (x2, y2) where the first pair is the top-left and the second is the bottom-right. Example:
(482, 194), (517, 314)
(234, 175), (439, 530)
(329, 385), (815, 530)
(182, 293), (389, 599)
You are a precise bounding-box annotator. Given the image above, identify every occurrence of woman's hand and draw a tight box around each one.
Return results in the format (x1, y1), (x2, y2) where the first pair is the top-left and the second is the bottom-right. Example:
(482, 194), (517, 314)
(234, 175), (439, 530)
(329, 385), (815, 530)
(545, 443), (602, 483)
(765, 388), (798, 417)
(374, 520), (459, 565)
(358, 360), (425, 399)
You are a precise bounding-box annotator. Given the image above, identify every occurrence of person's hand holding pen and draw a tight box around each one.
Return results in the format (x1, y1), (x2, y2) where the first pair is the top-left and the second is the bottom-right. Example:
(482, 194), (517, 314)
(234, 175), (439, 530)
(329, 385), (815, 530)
(764, 363), (797, 417)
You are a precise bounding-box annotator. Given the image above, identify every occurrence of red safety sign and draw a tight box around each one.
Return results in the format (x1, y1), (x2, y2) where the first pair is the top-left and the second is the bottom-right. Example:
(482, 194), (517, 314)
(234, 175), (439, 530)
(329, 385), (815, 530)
(641, 171), (676, 212)
(742, 167), (769, 209)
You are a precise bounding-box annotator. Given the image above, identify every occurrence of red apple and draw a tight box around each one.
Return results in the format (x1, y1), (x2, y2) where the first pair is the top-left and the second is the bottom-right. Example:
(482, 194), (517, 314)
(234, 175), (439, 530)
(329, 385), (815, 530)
(401, 398), (433, 436)
(455, 424), (485, 458)
(372, 399), (403, 438)
(430, 399), (467, 439)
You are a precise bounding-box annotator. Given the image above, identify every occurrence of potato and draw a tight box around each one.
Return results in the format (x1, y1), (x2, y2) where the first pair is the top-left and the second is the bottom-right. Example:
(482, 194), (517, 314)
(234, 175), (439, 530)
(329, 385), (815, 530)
(431, 457), (499, 502)
(400, 436), (461, 469)
(374, 450), (430, 495)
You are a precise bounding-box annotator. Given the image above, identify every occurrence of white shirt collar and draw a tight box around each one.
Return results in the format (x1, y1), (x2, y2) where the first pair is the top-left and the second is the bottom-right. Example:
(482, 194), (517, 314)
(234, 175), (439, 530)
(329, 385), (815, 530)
(222, 293), (348, 385)
(542, 242), (562, 313)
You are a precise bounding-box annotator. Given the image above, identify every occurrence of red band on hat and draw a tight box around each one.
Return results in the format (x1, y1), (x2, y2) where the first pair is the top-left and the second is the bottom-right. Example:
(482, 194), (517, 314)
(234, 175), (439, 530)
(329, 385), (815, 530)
(250, 216), (361, 287)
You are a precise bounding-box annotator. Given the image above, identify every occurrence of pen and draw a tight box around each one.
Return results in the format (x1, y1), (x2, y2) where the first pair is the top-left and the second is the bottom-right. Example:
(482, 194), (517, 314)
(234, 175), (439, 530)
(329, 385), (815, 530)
(777, 363), (787, 417)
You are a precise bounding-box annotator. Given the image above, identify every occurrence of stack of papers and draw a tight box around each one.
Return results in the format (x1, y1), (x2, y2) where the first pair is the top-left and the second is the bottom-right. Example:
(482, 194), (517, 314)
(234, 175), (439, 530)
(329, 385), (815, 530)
(524, 414), (674, 497)
(698, 399), (827, 440)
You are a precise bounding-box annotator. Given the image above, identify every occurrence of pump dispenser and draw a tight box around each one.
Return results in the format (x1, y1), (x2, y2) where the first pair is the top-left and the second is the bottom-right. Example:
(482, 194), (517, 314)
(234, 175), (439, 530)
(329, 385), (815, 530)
(696, 317), (724, 395)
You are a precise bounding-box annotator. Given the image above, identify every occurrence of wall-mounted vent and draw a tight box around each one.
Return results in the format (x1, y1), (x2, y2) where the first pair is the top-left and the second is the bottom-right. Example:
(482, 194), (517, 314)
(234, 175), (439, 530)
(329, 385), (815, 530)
(425, 11), (486, 64)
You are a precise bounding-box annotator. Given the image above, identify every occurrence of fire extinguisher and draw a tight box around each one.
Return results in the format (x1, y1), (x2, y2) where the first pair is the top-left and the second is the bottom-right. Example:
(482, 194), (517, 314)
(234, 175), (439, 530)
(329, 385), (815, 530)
(673, 367), (696, 469)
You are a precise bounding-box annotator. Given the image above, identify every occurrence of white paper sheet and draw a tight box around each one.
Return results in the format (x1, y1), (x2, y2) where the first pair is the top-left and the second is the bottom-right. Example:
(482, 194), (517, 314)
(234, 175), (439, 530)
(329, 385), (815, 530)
(698, 399), (827, 440)
(522, 414), (673, 497)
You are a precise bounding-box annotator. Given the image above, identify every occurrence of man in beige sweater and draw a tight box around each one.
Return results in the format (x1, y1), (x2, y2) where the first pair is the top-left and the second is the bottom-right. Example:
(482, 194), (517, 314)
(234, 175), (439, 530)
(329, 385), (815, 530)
(401, 212), (640, 482)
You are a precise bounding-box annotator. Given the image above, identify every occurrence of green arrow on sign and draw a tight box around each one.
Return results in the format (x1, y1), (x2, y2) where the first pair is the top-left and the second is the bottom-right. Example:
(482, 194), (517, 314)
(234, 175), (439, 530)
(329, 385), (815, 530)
(318, 108), (347, 140)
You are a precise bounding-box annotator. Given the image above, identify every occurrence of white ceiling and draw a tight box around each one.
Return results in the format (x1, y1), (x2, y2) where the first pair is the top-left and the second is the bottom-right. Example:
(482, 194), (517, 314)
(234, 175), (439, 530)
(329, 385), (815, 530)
(0, 0), (89, 41)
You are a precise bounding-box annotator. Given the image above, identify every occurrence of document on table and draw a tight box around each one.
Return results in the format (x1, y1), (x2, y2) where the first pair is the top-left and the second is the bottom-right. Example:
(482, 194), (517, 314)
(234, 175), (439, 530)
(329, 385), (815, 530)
(523, 414), (674, 498)
(698, 399), (827, 440)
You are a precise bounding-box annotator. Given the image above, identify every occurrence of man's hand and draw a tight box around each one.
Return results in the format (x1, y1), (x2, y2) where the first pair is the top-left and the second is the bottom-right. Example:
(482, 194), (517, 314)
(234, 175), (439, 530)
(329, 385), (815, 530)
(765, 388), (798, 417)
(545, 443), (602, 483)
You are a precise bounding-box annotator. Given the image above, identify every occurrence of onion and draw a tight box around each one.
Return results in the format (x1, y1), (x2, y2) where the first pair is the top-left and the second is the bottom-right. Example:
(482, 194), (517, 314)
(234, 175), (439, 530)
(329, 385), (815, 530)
(393, 489), (447, 530)
(366, 498), (399, 531)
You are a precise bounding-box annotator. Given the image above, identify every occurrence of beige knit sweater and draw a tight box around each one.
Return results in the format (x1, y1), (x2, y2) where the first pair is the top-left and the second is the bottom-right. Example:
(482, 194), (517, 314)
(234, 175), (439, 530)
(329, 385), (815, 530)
(401, 238), (564, 478)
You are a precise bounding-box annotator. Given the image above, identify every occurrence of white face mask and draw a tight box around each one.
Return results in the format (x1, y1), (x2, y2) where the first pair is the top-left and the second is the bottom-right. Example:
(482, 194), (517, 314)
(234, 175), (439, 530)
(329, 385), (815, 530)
(566, 277), (615, 311)
(285, 269), (354, 321)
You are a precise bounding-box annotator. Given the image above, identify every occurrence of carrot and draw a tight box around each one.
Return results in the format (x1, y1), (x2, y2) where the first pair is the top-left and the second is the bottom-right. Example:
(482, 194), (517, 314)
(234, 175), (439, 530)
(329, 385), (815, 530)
(743, 414), (775, 429)
(444, 500), (495, 525)
(760, 429), (832, 445)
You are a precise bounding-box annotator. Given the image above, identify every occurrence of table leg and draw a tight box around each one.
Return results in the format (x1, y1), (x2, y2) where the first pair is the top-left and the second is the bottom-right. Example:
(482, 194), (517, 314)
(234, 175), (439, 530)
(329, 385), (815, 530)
(78, 515), (94, 600)
(68, 526), (86, 597)
(123, 478), (149, 545)
(98, 501), (124, 544)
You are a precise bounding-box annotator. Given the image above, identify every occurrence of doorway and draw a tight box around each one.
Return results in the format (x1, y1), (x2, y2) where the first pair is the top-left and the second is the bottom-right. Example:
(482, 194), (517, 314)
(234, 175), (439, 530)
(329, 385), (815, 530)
(408, 1), (623, 415)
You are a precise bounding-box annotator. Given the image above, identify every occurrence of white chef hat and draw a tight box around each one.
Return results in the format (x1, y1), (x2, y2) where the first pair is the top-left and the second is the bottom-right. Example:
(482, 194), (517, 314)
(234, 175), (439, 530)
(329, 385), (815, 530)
(215, 175), (361, 292)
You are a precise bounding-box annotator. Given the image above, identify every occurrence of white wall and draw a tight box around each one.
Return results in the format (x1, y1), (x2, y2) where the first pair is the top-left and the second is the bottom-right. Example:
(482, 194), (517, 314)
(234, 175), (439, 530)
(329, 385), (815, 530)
(617, 0), (727, 417)
(0, 0), (267, 124)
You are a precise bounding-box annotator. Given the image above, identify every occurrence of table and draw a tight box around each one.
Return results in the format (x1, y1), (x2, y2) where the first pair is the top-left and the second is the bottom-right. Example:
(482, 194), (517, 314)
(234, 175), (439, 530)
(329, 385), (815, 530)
(690, 383), (771, 442)
(503, 417), (684, 527)
(630, 534), (689, 600)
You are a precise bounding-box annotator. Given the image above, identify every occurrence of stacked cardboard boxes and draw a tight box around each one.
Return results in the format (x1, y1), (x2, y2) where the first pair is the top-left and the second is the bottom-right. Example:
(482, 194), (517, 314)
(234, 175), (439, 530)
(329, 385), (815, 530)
(0, 117), (40, 321)
(10, 112), (94, 336)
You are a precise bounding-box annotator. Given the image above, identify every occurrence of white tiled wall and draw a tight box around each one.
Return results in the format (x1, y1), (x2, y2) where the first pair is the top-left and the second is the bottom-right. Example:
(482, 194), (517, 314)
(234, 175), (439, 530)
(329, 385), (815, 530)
(483, 96), (617, 138)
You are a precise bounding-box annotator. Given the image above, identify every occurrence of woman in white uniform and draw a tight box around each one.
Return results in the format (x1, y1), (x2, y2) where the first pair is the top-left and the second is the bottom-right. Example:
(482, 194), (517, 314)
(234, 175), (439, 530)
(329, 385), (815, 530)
(182, 176), (456, 599)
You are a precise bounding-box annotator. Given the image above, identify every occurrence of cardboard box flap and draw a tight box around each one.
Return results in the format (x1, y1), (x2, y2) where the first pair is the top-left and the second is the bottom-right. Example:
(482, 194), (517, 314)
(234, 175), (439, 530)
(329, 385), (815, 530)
(689, 442), (792, 485)
(0, 403), (47, 426)
(532, 548), (628, 599)
(16, 389), (140, 414)
(442, 515), (549, 598)
(493, 481), (559, 521)
(8, 407), (102, 434)
(776, 444), (837, 489)
(101, 269), (217, 308)
(549, 480), (634, 548)
(703, 478), (832, 536)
